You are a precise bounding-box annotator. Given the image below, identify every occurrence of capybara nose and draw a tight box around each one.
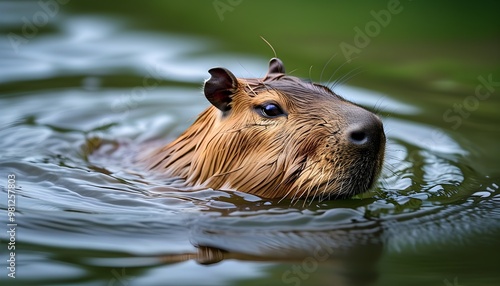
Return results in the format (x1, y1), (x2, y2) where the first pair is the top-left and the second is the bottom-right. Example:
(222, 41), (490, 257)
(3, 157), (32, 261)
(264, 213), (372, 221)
(344, 110), (384, 151)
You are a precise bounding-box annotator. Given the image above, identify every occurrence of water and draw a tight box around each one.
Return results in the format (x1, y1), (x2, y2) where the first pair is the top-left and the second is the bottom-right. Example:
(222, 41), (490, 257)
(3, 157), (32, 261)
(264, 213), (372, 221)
(1, 2), (500, 286)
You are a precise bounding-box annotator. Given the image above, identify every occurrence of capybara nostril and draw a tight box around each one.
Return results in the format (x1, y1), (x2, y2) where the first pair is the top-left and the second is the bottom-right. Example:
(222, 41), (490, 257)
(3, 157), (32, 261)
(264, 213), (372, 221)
(348, 129), (368, 145)
(344, 110), (384, 150)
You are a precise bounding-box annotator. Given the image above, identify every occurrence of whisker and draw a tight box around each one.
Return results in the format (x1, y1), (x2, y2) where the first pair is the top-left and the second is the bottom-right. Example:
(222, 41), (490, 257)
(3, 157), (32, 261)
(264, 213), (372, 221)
(320, 53), (338, 84)
(325, 56), (360, 89)
(330, 67), (364, 91)
(260, 36), (277, 58)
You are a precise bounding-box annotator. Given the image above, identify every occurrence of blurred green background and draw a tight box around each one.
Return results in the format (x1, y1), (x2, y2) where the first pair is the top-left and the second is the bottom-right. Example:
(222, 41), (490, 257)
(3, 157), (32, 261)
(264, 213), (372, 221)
(68, 0), (500, 88)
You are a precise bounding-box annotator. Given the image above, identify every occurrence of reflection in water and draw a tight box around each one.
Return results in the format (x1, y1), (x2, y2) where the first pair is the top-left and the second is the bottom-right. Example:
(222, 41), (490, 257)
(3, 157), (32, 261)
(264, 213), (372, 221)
(159, 224), (383, 286)
(0, 3), (499, 286)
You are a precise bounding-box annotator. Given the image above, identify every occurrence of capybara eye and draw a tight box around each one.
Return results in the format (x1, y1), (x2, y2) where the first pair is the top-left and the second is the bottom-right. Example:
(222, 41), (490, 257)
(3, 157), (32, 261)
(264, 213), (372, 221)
(257, 102), (285, 118)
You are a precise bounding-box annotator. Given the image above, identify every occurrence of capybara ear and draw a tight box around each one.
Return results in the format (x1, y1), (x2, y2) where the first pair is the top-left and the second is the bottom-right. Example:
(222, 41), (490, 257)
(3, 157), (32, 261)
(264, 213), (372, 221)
(204, 67), (238, 112)
(267, 58), (285, 75)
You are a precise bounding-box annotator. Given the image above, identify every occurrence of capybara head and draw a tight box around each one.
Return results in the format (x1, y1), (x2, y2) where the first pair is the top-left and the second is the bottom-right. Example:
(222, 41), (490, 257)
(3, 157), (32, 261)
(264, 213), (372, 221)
(147, 58), (385, 201)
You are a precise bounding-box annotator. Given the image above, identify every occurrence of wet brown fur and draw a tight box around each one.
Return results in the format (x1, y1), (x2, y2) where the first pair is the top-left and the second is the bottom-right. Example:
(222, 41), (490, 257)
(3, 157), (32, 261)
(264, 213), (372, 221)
(145, 59), (385, 201)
